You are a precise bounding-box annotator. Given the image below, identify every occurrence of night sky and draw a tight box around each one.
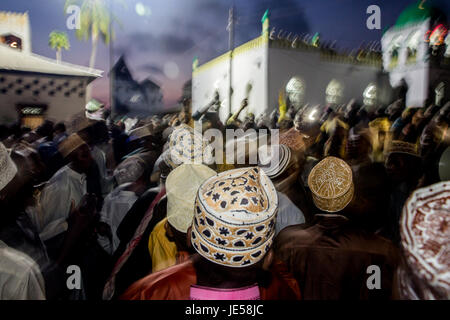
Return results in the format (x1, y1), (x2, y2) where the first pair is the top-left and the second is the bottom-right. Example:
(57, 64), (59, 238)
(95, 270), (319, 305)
(1, 0), (449, 108)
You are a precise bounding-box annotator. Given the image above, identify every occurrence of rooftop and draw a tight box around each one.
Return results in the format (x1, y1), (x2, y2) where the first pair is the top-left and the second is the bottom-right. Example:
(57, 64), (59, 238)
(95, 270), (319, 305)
(0, 43), (103, 78)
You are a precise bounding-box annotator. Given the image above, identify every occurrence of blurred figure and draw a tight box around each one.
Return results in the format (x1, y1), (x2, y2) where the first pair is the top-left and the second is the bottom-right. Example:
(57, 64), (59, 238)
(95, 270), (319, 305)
(0, 142), (46, 300)
(97, 155), (153, 255)
(121, 167), (300, 300)
(383, 140), (422, 245)
(147, 164), (216, 273)
(275, 157), (398, 299)
(258, 144), (306, 231)
(53, 122), (68, 146)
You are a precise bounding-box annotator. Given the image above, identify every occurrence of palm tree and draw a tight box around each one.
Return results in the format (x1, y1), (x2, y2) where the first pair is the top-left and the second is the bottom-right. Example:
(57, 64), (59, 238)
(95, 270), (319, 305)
(49, 31), (70, 63)
(64, 0), (123, 100)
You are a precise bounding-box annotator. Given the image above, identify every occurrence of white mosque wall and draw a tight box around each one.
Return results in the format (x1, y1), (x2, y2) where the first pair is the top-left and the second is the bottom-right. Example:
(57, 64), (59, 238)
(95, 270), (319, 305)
(268, 47), (387, 111)
(192, 37), (268, 122)
(192, 52), (232, 122)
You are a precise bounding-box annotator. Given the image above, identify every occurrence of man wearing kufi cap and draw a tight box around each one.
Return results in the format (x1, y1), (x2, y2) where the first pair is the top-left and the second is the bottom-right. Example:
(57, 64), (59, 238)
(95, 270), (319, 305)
(395, 181), (450, 299)
(0, 142), (46, 299)
(97, 155), (152, 255)
(37, 133), (95, 241)
(121, 167), (301, 300)
(147, 164), (216, 273)
(154, 123), (214, 176)
(279, 106), (320, 153)
(258, 144), (306, 232)
(384, 139), (423, 244)
(275, 156), (398, 299)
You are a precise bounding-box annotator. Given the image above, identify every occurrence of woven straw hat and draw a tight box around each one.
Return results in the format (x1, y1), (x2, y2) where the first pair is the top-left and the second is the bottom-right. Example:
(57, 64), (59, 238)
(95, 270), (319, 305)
(58, 133), (87, 158)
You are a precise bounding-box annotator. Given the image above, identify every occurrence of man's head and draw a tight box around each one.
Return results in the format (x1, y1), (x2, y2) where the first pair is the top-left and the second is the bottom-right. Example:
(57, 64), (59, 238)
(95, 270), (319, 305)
(191, 167), (278, 268)
(114, 155), (149, 187)
(165, 164), (216, 251)
(411, 108), (425, 127)
(386, 99), (404, 121)
(384, 140), (421, 183)
(258, 144), (303, 192)
(308, 156), (354, 213)
(163, 124), (214, 169)
(0, 142), (18, 205)
(58, 133), (93, 173)
(346, 128), (373, 162)
(54, 122), (66, 135)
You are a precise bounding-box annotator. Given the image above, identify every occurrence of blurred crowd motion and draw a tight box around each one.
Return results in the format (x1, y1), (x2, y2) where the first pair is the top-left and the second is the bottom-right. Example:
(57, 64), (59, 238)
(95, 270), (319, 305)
(0, 93), (449, 300)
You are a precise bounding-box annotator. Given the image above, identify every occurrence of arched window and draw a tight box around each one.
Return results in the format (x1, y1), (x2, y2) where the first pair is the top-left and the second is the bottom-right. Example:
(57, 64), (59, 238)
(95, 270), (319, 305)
(389, 35), (403, 69)
(326, 79), (344, 104)
(0, 34), (22, 50)
(363, 82), (377, 106)
(285, 76), (305, 109)
(406, 29), (421, 63)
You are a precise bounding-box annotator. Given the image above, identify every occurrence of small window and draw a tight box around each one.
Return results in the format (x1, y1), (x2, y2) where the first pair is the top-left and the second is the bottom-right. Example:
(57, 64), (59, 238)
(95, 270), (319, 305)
(1, 34), (22, 50)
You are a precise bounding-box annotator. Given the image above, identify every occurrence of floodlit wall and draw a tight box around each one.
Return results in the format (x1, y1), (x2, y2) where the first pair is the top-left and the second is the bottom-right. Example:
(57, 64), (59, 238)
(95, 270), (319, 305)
(192, 36), (269, 122)
(268, 45), (388, 112)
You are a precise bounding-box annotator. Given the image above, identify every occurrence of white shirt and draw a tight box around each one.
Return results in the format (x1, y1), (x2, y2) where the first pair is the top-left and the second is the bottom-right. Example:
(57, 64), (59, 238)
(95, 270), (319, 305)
(0, 240), (46, 300)
(275, 192), (306, 236)
(91, 145), (114, 196)
(97, 183), (138, 255)
(35, 165), (87, 241)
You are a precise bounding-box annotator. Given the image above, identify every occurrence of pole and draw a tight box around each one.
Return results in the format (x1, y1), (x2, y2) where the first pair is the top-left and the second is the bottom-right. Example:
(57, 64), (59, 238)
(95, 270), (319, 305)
(227, 6), (235, 119)
(109, 0), (114, 120)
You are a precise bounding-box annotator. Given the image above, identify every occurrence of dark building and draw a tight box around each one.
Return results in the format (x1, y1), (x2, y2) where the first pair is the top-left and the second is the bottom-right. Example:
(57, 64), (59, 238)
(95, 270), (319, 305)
(110, 56), (163, 118)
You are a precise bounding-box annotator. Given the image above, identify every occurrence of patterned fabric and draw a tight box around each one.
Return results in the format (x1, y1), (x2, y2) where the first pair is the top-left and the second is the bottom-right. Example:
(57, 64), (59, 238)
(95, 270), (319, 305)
(400, 181), (450, 299)
(163, 124), (213, 169)
(307, 156), (354, 213)
(58, 133), (86, 158)
(190, 284), (260, 300)
(279, 127), (306, 152)
(385, 140), (419, 158)
(191, 167), (278, 268)
(0, 142), (17, 192)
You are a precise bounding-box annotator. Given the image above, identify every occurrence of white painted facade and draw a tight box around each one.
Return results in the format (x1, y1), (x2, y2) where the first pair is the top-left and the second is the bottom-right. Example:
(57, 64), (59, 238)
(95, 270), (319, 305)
(0, 11), (31, 53)
(381, 19), (431, 107)
(0, 11), (102, 126)
(193, 29), (388, 123)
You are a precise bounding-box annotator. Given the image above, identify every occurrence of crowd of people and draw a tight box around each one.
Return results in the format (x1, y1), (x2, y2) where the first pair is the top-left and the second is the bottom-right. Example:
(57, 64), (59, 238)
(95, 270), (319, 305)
(0, 92), (449, 300)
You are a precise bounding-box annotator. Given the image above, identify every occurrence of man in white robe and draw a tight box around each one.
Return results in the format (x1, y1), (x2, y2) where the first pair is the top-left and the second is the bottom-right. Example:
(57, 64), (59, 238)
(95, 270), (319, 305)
(0, 240), (46, 300)
(36, 134), (94, 241)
